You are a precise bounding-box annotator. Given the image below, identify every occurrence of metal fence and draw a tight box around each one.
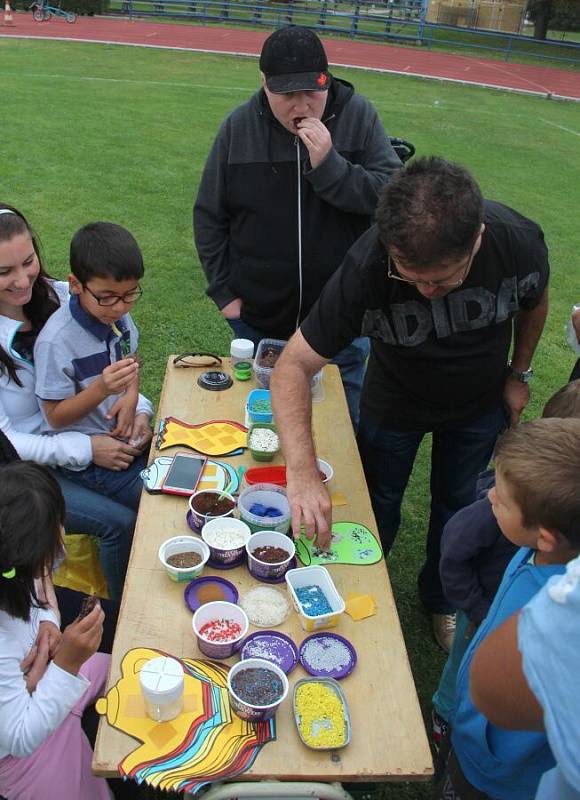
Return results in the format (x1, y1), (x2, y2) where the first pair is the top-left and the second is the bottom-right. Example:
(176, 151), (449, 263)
(111, 0), (580, 66)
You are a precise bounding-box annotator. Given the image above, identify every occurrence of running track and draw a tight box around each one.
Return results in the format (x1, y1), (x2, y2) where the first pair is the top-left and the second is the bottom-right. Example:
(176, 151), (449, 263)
(2, 12), (579, 100)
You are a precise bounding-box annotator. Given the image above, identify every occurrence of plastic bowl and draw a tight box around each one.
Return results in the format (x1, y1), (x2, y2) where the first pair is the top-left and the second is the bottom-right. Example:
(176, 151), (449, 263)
(227, 657), (289, 721)
(246, 530), (296, 581)
(188, 490), (236, 532)
(285, 565), (345, 632)
(201, 517), (251, 566)
(248, 422), (280, 463)
(158, 536), (210, 583)
(253, 338), (287, 389)
(192, 600), (249, 659)
(247, 388), (273, 424)
(316, 458), (334, 485)
(238, 483), (291, 534)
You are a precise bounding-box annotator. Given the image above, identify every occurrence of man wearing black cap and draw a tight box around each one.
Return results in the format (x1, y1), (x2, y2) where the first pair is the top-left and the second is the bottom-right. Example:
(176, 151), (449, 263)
(194, 25), (401, 426)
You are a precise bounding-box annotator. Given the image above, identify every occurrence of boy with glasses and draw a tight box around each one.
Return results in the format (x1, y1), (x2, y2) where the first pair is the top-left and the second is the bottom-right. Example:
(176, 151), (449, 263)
(34, 222), (152, 511)
(271, 156), (549, 652)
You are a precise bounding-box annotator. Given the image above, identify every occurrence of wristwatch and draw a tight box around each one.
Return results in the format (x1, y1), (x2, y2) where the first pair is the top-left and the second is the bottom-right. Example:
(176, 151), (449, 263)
(509, 363), (534, 383)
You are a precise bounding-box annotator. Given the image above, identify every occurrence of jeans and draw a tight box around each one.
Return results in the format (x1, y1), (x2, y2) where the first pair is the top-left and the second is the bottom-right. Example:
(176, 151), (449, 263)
(357, 403), (508, 613)
(61, 454), (147, 512)
(53, 469), (137, 600)
(432, 609), (470, 722)
(227, 318), (369, 428)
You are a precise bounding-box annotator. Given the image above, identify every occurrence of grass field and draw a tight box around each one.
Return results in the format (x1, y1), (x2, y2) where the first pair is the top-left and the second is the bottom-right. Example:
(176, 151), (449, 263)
(2, 36), (580, 798)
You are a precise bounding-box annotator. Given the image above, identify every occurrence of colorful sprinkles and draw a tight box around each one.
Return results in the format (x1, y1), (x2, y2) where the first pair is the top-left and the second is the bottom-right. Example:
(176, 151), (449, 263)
(294, 681), (348, 748)
(199, 618), (242, 642)
(295, 585), (333, 617)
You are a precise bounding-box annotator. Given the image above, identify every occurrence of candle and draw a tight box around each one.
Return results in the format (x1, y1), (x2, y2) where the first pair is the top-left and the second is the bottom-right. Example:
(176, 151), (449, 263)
(139, 656), (184, 722)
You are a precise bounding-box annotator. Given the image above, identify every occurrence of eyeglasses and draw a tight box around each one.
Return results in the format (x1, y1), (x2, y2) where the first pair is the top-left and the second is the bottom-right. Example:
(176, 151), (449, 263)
(387, 251), (474, 289)
(83, 284), (143, 307)
(172, 352), (223, 368)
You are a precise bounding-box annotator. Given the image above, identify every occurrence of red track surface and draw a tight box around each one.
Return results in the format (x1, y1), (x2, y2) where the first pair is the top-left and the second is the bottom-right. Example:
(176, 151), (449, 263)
(2, 12), (579, 100)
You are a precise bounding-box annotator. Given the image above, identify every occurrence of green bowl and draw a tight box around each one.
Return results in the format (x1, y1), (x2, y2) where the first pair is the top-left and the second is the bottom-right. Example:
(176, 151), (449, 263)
(248, 422), (280, 462)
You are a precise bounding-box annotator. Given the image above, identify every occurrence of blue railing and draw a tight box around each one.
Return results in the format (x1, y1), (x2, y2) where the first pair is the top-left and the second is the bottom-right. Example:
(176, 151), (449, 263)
(112, 0), (580, 66)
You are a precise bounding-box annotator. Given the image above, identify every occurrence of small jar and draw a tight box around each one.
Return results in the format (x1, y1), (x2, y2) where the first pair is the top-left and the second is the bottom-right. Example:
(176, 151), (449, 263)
(231, 338), (254, 366)
(139, 656), (184, 722)
(234, 361), (252, 381)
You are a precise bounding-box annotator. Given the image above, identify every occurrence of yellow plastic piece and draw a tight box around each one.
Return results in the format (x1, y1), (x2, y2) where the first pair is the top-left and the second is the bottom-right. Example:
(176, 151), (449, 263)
(53, 534), (108, 599)
(159, 418), (248, 457)
(344, 592), (377, 621)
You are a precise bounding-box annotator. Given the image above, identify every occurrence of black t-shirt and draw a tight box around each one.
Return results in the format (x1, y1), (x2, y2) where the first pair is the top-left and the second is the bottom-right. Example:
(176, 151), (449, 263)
(301, 200), (549, 431)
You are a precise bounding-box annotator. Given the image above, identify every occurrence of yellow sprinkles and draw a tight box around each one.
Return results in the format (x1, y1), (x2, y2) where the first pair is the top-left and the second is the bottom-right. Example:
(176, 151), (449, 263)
(295, 682), (347, 748)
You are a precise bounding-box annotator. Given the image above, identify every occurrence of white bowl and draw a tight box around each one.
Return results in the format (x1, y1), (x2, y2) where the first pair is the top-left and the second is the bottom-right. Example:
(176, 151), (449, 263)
(316, 458), (334, 484)
(201, 517), (251, 566)
(158, 536), (210, 583)
(192, 600), (249, 659)
(246, 530), (295, 581)
(227, 657), (289, 721)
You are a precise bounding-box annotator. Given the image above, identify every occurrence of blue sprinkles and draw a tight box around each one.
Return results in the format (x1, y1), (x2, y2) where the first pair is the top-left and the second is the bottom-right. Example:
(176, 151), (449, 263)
(296, 585), (333, 617)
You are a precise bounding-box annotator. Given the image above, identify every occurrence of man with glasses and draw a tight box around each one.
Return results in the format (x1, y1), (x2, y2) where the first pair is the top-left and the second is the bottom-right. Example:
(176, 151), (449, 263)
(34, 221), (152, 512)
(271, 157), (549, 651)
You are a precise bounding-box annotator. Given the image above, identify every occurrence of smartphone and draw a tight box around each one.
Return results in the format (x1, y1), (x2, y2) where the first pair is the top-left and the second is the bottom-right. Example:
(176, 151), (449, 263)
(161, 452), (207, 497)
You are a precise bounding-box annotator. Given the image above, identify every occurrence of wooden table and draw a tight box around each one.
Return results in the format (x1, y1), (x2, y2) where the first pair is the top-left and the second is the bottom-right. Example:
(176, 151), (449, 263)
(93, 357), (433, 784)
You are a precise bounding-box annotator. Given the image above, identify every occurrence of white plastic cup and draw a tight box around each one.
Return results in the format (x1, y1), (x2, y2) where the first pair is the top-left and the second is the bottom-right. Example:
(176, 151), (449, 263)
(231, 338), (254, 365)
(140, 656), (184, 722)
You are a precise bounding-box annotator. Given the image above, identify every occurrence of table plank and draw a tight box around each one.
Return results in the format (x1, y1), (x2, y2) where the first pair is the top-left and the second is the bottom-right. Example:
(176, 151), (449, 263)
(93, 357), (433, 782)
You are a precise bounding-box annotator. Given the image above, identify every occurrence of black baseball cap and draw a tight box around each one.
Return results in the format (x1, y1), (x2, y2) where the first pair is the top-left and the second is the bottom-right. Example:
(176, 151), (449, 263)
(260, 26), (331, 94)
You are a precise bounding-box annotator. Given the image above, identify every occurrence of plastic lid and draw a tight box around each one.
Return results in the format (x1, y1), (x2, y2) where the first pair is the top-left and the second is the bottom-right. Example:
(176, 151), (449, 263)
(231, 339), (255, 359)
(245, 466), (287, 486)
(139, 656), (184, 703)
(184, 576), (239, 611)
(298, 633), (357, 680)
(240, 631), (298, 674)
(197, 371), (233, 391)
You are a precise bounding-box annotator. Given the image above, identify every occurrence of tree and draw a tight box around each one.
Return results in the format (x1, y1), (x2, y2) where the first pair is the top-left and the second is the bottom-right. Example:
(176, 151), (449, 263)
(527, 0), (580, 39)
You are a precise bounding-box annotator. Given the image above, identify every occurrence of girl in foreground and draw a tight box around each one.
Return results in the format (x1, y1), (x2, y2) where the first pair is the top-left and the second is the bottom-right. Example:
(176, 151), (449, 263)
(0, 461), (112, 799)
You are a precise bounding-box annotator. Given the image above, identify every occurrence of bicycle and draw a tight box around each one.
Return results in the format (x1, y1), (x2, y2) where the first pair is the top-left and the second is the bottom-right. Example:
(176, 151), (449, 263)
(29, 0), (76, 22)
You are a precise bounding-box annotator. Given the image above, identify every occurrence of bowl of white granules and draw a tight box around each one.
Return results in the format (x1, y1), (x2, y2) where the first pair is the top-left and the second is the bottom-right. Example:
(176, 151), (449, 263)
(201, 518), (252, 567)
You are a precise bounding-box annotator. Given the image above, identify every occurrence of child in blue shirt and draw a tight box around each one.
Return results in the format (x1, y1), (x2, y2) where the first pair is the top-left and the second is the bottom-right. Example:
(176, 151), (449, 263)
(433, 417), (580, 800)
(34, 223), (152, 512)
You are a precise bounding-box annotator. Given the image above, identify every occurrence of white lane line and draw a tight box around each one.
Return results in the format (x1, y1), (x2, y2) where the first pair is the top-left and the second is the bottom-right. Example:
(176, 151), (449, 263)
(539, 118), (580, 137)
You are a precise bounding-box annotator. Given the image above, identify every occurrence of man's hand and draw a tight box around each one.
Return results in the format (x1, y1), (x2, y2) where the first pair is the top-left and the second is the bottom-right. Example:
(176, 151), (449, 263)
(297, 118), (332, 169)
(53, 602), (104, 677)
(221, 298), (242, 320)
(91, 434), (142, 471)
(503, 375), (530, 427)
(129, 412), (153, 451)
(286, 466), (332, 551)
(98, 358), (139, 397)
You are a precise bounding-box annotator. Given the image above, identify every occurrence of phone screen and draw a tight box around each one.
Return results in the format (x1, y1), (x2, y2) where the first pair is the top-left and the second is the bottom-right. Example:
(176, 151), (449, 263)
(164, 455), (205, 492)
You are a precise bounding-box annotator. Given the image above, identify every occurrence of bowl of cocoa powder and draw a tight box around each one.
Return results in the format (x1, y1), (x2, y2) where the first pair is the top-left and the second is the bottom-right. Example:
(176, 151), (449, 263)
(246, 530), (296, 581)
(159, 536), (210, 582)
(188, 490), (237, 532)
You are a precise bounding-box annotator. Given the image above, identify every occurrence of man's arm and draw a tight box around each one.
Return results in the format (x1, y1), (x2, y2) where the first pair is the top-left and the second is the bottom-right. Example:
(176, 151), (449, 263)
(304, 102), (401, 216)
(270, 331), (332, 549)
(193, 122), (238, 314)
(470, 612), (544, 730)
(504, 286), (549, 426)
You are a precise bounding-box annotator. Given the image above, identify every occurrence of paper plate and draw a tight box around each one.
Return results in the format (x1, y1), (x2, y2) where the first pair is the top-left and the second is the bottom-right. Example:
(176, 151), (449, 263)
(298, 632), (357, 680)
(240, 631), (299, 674)
(184, 576), (239, 611)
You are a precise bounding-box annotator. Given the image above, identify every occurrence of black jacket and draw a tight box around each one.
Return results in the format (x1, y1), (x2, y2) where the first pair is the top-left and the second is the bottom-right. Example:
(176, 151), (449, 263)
(194, 78), (401, 337)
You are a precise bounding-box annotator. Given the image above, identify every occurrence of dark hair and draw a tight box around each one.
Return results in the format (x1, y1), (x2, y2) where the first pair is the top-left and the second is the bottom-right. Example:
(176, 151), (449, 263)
(376, 156), (484, 270)
(70, 222), (144, 284)
(0, 461), (66, 621)
(495, 418), (580, 548)
(542, 380), (580, 420)
(0, 204), (60, 386)
(0, 430), (19, 465)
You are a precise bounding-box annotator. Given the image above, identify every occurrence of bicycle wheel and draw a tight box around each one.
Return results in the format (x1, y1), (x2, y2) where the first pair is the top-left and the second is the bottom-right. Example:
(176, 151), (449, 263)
(32, 7), (47, 20)
(65, 11), (76, 21)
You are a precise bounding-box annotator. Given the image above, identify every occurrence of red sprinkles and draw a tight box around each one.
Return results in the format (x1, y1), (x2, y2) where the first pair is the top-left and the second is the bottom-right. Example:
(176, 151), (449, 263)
(199, 618), (242, 642)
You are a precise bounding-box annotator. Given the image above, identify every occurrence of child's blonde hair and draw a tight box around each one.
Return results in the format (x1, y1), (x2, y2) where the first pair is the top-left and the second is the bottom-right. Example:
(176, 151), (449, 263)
(542, 379), (580, 420)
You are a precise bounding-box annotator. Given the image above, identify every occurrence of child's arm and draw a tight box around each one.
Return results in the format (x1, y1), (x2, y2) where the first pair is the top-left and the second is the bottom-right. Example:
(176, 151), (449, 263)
(43, 359), (139, 429)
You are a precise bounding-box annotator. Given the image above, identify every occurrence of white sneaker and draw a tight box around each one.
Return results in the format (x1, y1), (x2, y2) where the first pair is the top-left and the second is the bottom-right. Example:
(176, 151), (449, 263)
(432, 612), (456, 653)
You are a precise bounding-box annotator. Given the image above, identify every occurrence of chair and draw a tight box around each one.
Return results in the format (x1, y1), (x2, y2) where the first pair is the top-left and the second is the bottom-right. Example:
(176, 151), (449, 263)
(53, 534), (109, 598)
(198, 781), (355, 800)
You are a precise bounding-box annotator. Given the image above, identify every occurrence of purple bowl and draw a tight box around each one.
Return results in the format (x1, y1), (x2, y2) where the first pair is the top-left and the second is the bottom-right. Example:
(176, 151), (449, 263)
(192, 601), (249, 660)
(227, 658), (289, 722)
(298, 632), (357, 680)
(246, 531), (296, 581)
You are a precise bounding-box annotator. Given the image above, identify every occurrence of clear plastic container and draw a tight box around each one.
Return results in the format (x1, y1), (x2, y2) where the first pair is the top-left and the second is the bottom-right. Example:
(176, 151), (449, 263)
(230, 338), (255, 365)
(139, 656), (184, 722)
(285, 565), (345, 632)
(238, 483), (291, 534)
(253, 339), (287, 389)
